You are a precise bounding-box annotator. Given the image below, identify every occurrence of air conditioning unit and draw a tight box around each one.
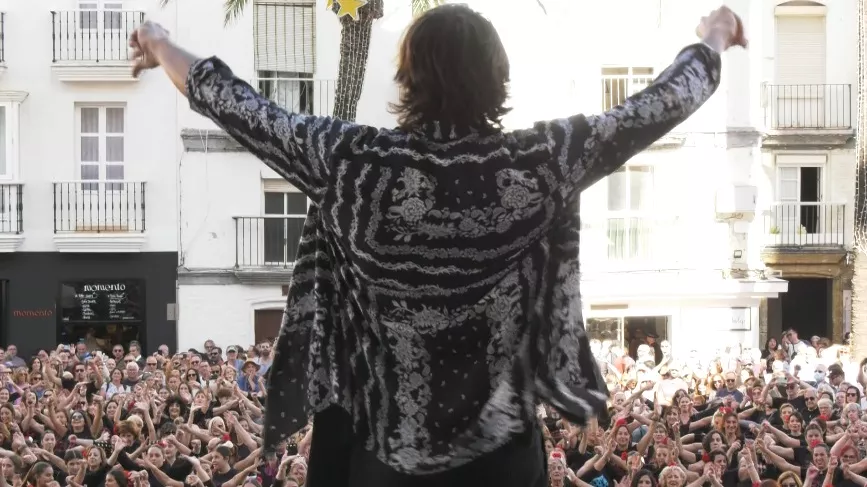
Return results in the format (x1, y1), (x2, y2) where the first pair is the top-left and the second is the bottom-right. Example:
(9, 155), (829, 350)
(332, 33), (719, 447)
(715, 185), (757, 221)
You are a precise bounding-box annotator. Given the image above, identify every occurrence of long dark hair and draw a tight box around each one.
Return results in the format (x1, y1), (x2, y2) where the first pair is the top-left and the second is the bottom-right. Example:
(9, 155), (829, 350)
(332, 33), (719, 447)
(390, 4), (511, 132)
(630, 469), (658, 487)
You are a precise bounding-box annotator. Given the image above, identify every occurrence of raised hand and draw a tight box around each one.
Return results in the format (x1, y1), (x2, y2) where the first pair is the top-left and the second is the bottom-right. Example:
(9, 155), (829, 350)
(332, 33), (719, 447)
(129, 21), (171, 78)
(696, 6), (748, 50)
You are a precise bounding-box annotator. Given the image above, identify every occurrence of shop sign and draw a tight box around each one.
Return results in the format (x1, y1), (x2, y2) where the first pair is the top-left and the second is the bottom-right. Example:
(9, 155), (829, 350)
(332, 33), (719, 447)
(12, 308), (54, 318)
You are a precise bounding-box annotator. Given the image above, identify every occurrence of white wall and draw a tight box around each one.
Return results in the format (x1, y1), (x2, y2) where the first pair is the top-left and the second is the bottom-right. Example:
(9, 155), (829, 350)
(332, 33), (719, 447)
(177, 283), (283, 350)
(0, 0), (179, 252)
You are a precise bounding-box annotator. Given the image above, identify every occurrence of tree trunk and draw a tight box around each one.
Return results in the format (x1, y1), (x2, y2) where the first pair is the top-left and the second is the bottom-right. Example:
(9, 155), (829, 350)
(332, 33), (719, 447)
(331, 0), (384, 122)
(852, 0), (867, 357)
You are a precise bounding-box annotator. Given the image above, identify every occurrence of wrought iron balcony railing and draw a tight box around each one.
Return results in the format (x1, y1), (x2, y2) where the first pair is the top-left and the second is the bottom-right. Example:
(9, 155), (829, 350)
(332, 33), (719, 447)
(601, 72), (654, 111)
(580, 215), (731, 272)
(53, 181), (146, 233)
(0, 183), (22, 234)
(234, 216), (305, 268)
(254, 78), (336, 116)
(763, 84), (852, 130)
(764, 202), (846, 247)
(51, 10), (144, 62)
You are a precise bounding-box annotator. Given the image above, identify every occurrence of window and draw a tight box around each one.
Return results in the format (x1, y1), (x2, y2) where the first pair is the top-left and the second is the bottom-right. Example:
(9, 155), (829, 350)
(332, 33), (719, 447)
(606, 166), (653, 260)
(601, 67), (654, 111)
(254, 1), (317, 112)
(76, 105), (125, 191)
(78, 1), (123, 31)
(257, 73), (315, 114)
(777, 160), (823, 234)
(254, 1), (315, 73)
(263, 191), (308, 264)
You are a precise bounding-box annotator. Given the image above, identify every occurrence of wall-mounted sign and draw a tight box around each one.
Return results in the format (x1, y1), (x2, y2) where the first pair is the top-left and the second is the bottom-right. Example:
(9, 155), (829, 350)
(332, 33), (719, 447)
(59, 280), (144, 322)
(702, 307), (751, 331)
(12, 309), (54, 318)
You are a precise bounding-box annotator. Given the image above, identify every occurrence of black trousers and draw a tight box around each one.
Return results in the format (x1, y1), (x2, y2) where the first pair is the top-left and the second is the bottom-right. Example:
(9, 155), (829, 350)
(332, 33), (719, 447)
(307, 406), (546, 487)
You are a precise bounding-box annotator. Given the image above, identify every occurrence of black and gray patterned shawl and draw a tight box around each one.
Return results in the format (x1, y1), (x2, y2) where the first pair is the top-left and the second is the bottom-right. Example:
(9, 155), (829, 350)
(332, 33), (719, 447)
(185, 43), (721, 475)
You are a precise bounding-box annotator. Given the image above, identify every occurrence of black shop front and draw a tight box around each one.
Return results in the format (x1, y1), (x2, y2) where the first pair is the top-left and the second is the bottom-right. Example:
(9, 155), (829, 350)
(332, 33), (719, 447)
(0, 252), (177, 357)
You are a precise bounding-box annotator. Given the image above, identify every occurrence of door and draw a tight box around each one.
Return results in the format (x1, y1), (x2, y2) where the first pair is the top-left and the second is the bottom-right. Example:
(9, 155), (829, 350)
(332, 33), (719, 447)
(74, 106), (132, 232)
(254, 309), (283, 344)
(76, 1), (125, 61)
(606, 166), (654, 263)
(777, 166), (822, 242)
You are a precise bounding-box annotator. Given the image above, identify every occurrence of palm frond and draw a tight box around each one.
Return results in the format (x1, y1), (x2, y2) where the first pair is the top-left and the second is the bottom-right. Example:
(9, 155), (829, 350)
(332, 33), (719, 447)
(223, 0), (249, 26)
(158, 0), (247, 25)
(411, 0), (445, 17)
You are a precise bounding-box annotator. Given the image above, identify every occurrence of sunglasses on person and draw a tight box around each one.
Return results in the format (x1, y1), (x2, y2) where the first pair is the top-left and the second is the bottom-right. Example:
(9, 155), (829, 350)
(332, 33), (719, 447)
(781, 482), (798, 487)
(146, 361), (157, 367)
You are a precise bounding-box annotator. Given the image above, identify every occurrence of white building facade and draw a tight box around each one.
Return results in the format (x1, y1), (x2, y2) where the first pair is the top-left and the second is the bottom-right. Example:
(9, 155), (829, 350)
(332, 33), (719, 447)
(175, 0), (857, 356)
(0, 0), (181, 355)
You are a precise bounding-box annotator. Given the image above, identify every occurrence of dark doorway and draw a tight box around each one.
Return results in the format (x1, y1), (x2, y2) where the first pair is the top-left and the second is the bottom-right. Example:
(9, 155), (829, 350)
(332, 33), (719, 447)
(775, 277), (832, 339)
(800, 166), (821, 232)
(624, 316), (668, 363)
(254, 309), (283, 344)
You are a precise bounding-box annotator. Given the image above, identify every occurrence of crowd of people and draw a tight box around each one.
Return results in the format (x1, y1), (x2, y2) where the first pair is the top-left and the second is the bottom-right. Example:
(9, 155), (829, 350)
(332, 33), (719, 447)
(0, 326), (861, 487)
(0, 339), (308, 487)
(545, 329), (867, 487)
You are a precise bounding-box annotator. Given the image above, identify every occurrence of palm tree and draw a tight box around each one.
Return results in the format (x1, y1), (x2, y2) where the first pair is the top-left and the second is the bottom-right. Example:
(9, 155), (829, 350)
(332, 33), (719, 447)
(853, 0), (867, 358)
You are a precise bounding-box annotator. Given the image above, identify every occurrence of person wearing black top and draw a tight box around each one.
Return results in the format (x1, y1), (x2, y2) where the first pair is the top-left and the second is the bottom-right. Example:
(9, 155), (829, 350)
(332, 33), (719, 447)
(128, 3), (747, 486)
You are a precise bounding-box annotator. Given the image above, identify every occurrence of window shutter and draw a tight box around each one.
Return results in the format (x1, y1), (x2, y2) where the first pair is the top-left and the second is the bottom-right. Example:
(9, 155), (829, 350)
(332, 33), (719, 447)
(778, 167), (800, 202)
(262, 179), (300, 193)
(254, 1), (315, 73)
(775, 16), (826, 85)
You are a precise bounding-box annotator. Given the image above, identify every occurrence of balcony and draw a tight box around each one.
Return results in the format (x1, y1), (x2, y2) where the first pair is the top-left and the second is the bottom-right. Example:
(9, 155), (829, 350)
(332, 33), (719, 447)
(763, 202), (846, 249)
(50, 10), (144, 82)
(763, 84), (852, 131)
(53, 181), (147, 252)
(254, 78), (336, 116)
(601, 70), (653, 112)
(233, 216), (305, 284)
(0, 183), (22, 251)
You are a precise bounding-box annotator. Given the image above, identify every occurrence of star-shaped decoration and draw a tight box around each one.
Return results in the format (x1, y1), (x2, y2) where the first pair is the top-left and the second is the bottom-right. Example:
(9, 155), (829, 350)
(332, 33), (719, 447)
(325, 0), (333, 8)
(336, 0), (368, 20)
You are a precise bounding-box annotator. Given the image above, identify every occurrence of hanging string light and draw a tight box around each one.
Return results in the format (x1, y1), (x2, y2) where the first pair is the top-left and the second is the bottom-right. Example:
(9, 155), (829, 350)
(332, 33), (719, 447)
(328, 0), (382, 121)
